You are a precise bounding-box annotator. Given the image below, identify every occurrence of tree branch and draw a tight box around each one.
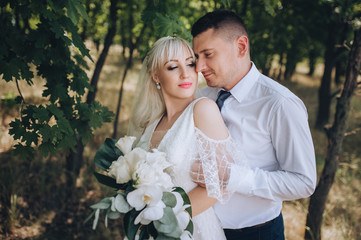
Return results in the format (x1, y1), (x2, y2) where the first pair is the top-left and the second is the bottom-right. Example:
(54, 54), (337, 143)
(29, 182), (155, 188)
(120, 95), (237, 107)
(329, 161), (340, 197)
(15, 78), (26, 120)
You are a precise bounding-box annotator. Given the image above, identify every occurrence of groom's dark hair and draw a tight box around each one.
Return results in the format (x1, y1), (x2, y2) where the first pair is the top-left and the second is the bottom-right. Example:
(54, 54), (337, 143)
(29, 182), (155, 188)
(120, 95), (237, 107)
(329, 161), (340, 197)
(191, 10), (248, 41)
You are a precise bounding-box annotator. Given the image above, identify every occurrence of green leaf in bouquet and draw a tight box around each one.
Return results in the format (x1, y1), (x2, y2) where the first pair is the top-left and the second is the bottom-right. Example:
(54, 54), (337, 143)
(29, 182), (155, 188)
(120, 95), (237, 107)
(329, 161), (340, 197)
(114, 194), (132, 213)
(138, 225), (152, 240)
(155, 233), (178, 240)
(173, 187), (192, 218)
(93, 172), (127, 189)
(107, 211), (121, 220)
(84, 210), (95, 224)
(124, 209), (142, 240)
(185, 219), (194, 236)
(154, 207), (181, 237)
(162, 192), (177, 208)
(146, 222), (158, 239)
(94, 138), (122, 171)
(90, 197), (112, 210)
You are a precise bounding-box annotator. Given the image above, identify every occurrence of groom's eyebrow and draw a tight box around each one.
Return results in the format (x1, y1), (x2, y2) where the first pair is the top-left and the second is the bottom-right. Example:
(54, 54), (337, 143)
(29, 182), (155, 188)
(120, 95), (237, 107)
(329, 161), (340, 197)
(195, 49), (213, 58)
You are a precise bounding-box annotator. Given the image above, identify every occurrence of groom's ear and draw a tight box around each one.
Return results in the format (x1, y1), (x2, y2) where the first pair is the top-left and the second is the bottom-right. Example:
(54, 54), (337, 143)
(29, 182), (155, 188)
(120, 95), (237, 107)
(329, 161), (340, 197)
(236, 36), (248, 57)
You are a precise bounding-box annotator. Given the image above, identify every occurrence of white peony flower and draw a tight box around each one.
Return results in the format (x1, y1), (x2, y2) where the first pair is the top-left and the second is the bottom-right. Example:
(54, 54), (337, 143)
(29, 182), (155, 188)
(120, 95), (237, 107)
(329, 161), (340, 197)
(108, 156), (131, 184)
(133, 163), (159, 186)
(108, 147), (148, 185)
(124, 147), (147, 174)
(156, 171), (174, 190)
(115, 136), (136, 154)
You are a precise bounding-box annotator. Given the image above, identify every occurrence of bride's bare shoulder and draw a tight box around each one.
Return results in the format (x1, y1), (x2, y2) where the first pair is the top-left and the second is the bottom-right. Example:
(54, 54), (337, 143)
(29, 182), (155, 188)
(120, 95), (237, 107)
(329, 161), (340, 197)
(193, 98), (228, 140)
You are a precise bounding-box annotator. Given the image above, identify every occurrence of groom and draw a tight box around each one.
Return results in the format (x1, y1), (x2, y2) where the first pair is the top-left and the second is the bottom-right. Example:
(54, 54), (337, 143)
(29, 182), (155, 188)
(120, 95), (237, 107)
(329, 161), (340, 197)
(191, 10), (317, 240)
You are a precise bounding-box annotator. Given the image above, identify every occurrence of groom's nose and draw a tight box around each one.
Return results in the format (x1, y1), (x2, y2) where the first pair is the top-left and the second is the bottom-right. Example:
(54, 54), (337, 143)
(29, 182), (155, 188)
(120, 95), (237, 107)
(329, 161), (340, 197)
(196, 57), (206, 73)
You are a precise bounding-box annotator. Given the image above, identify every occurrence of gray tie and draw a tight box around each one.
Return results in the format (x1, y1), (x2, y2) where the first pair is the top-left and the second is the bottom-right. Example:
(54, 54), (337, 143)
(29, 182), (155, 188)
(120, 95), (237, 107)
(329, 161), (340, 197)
(216, 90), (231, 110)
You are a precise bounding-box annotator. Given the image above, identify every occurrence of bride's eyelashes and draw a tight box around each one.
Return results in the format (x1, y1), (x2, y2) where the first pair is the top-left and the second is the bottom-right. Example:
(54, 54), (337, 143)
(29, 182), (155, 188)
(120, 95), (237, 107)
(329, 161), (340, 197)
(166, 61), (195, 71)
(167, 65), (178, 70)
(188, 61), (196, 67)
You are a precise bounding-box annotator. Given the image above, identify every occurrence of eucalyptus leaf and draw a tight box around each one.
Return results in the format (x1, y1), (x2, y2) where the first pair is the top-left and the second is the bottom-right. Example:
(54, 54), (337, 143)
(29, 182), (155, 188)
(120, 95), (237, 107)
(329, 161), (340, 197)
(90, 197), (112, 210)
(92, 208), (100, 230)
(105, 208), (109, 228)
(84, 210), (95, 224)
(108, 211), (122, 219)
(162, 192), (177, 208)
(154, 207), (179, 236)
(94, 138), (122, 171)
(114, 194), (133, 213)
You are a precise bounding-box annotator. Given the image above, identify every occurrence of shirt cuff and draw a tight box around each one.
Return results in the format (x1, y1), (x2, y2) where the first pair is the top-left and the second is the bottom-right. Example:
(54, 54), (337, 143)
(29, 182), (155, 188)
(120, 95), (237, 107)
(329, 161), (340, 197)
(226, 163), (254, 195)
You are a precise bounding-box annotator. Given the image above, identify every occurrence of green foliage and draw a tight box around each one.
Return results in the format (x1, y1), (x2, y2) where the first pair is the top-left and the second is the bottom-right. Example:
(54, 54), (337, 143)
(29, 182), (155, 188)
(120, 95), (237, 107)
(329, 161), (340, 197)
(1, 0), (112, 159)
(153, 13), (193, 42)
(94, 138), (122, 171)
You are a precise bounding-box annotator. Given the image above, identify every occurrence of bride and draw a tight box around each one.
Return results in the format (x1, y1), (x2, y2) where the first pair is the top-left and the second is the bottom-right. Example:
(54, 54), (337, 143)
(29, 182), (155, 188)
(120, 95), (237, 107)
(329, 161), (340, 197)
(128, 36), (245, 240)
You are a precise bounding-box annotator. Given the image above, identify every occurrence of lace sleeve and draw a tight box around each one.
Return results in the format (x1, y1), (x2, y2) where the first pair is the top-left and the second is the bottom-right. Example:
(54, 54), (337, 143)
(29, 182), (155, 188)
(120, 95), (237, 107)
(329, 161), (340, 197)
(190, 127), (247, 204)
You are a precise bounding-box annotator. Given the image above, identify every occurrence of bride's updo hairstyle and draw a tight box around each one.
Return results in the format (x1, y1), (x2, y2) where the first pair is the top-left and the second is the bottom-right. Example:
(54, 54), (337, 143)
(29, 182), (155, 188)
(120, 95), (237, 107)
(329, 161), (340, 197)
(128, 36), (195, 140)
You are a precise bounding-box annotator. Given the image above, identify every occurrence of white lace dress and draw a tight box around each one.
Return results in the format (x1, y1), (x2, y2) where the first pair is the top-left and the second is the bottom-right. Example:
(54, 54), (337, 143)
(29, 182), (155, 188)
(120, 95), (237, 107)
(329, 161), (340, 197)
(137, 98), (240, 240)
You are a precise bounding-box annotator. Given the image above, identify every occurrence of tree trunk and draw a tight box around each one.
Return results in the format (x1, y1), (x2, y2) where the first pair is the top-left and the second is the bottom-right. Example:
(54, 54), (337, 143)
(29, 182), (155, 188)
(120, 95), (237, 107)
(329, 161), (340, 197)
(315, 22), (338, 128)
(284, 40), (299, 81)
(65, 134), (84, 193)
(276, 53), (284, 80)
(334, 60), (345, 86)
(305, 27), (361, 240)
(283, 63), (296, 81)
(315, 21), (348, 128)
(86, 0), (118, 105)
(308, 48), (316, 76)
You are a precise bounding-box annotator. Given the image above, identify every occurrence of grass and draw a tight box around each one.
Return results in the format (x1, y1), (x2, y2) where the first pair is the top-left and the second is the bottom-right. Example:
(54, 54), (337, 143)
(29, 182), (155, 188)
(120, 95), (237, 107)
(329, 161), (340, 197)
(0, 47), (360, 239)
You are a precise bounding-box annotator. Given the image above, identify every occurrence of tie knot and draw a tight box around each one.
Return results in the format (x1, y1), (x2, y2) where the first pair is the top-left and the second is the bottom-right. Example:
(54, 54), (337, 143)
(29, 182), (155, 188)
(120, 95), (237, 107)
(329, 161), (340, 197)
(216, 90), (231, 110)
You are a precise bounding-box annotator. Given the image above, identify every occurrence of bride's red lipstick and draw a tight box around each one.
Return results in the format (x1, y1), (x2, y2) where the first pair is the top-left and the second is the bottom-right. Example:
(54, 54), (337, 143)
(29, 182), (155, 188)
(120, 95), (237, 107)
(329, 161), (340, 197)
(178, 82), (192, 88)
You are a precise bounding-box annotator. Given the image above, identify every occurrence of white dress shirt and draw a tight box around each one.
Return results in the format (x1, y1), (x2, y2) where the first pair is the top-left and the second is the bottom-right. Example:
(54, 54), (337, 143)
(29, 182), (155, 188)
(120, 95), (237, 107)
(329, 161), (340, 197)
(200, 63), (317, 229)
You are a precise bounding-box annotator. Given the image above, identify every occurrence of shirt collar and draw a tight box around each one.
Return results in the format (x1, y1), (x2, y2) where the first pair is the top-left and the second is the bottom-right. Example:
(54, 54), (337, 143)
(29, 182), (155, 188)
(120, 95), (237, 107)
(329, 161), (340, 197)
(226, 62), (260, 103)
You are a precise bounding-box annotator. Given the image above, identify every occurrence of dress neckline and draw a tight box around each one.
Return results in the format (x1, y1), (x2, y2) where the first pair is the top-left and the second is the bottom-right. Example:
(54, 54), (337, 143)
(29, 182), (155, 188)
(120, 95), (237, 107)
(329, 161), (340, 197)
(148, 98), (202, 149)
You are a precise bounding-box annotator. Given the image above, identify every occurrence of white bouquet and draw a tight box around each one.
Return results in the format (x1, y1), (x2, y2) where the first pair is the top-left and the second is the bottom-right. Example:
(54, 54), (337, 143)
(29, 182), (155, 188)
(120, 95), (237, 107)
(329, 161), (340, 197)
(86, 136), (193, 240)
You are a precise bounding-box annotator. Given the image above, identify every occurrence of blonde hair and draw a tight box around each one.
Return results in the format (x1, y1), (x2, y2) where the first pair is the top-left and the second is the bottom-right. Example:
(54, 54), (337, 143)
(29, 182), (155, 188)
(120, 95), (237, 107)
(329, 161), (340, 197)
(128, 36), (195, 140)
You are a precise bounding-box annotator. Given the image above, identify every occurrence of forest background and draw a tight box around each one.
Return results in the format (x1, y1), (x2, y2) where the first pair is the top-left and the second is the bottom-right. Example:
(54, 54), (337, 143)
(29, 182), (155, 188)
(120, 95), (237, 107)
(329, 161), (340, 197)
(0, 0), (361, 239)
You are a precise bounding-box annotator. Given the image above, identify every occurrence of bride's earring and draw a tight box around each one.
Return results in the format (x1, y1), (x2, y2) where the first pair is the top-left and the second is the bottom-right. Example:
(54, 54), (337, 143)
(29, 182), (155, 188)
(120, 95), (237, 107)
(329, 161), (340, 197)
(156, 82), (161, 90)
